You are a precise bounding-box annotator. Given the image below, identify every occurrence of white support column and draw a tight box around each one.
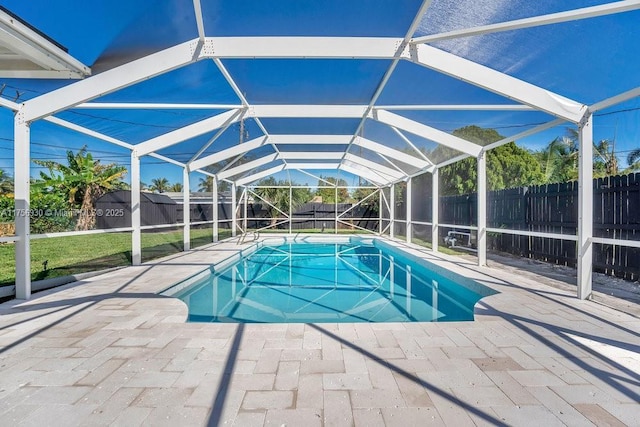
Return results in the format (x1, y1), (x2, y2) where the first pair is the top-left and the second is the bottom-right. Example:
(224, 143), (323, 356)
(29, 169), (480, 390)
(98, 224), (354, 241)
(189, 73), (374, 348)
(334, 186), (338, 234)
(231, 182), (237, 237)
(289, 186), (293, 234)
(378, 189), (383, 235)
(243, 186), (248, 234)
(14, 118), (30, 299)
(406, 178), (412, 243)
(477, 152), (487, 266)
(578, 113), (594, 300)
(212, 177), (219, 242)
(390, 184), (395, 238)
(431, 168), (439, 252)
(183, 168), (191, 251)
(131, 151), (141, 265)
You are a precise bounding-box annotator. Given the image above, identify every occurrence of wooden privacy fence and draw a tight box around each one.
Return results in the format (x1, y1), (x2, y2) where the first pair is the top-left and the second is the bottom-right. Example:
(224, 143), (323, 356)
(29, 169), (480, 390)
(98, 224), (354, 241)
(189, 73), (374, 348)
(432, 173), (640, 281)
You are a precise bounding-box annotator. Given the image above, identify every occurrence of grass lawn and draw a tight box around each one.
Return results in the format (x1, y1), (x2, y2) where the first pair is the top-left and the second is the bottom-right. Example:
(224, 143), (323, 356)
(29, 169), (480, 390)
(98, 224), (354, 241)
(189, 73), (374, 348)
(0, 227), (229, 287)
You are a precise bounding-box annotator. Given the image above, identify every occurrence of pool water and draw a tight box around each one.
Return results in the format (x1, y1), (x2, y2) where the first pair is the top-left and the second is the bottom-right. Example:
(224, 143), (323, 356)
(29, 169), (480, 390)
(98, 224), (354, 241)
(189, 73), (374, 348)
(165, 240), (496, 323)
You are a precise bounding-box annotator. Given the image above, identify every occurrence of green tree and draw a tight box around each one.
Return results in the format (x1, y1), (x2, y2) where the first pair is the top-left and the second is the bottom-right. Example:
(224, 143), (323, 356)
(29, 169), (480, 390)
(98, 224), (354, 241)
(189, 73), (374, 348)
(435, 126), (544, 195)
(169, 182), (183, 192)
(625, 148), (640, 173)
(198, 176), (213, 192)
(34, 147), (127, 230)
(149, 177), (169, 193)
(0, 169), (13, 194)
(535, 136), (579, 184)
(315, 177), (349, 203)
(253, 177), (311, 226)
(593, 139), (619, 178)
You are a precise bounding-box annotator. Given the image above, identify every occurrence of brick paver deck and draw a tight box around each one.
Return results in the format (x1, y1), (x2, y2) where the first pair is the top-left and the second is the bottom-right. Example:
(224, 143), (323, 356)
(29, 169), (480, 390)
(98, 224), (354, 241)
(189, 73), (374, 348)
(1, 236), (638, 426)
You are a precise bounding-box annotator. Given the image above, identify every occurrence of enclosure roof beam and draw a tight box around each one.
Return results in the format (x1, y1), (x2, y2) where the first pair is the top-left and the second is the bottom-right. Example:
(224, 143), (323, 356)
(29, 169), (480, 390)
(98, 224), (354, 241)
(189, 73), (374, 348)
(284, 163), (341, 170)
(269, 134), (352, 144)
(375, 104), (533, 111)
(249, 104), (368, 118)
(589, 86), (640, 112)
(189, 136), (268, 171)
(136, 109), (241, 156)
(192, 0), (205, 40)
(236, 164), (286, 186)
(354, 136), (430, 169)
(278, 152), (344, 160)
(206, 36), (401, 59)
(72, 102), (533, 111)
(218, 154), (280, 180)
(343, 154), (405, 181)
(373, 109), (482, 156)
(339, 164), (386, 186)
(411, 0), (640, 44)
(20, 39), (200, 122)
(405, 44), (586, 123)
(74, 102), (244, 110)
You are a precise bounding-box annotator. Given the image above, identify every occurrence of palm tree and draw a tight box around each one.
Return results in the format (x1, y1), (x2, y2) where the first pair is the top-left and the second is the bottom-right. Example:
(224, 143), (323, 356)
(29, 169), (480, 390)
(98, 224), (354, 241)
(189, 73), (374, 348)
(593, 139), (619, 177)
(198, 176), (213, 192)
(149, 177), (169, 193)
(169, 182), (183, 192)
(34, 147), (127, 230)
(538, 136), (579, 183)
(0, 169), (13, 194)
(625, 148), (640, 173)
(253, 177), (310, 226)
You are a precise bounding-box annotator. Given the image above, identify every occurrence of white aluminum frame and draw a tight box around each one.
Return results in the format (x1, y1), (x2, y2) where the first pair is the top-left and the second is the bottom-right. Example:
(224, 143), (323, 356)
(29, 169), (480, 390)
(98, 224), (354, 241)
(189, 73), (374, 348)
(4, 2), (640, 300)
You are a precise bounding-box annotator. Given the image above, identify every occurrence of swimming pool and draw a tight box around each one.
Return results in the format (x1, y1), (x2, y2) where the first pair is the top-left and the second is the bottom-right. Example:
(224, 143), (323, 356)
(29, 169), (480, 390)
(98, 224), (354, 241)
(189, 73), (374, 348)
(163, 237), (497, 323)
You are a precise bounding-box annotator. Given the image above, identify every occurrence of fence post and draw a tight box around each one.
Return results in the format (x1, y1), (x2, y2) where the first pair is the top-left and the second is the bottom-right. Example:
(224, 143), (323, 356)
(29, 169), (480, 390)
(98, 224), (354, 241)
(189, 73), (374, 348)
(131, 150), (141, 265)
(14, 117), (31, 299)
(478, 151), (487, 266)
(578, 113), (594, 299)
(183, 167), (190, 251)
(432, 168), (439, 252)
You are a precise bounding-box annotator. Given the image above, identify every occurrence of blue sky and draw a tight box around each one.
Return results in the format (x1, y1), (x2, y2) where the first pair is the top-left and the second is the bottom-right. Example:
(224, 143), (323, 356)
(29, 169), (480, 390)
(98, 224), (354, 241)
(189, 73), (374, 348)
(0, 0), (638, 187)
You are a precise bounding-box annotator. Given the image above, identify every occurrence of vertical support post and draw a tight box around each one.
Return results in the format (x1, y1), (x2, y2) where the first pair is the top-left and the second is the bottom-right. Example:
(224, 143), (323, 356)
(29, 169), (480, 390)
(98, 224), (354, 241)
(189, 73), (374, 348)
(406, 178), (412, 243)
(243, 186), (248, 234)
(14, 118), (30, 299)
(477, 152), (487, 266)
(334, 186), (338, 234)
(183, 168), (191, 251)
(578, 113), (593, 300)
(378, 188), (383, 235)
(432, 168), (439, 252)
(212, 177), (219, 242)
(131, 151), (141, 265)
(390, 183), (395, 238)
(289, 186), (293, 234)
(231, 182), (237, 237)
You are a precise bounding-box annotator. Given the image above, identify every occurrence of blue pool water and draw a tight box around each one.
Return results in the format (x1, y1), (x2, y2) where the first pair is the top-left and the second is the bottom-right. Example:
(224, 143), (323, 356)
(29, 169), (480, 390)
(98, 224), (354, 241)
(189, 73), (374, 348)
(164, 239), (497, 323)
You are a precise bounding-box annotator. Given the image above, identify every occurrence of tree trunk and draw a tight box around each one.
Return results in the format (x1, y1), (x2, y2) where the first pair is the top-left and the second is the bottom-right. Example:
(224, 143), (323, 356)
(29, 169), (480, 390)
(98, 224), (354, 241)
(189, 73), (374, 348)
(76, 186), (96, 231)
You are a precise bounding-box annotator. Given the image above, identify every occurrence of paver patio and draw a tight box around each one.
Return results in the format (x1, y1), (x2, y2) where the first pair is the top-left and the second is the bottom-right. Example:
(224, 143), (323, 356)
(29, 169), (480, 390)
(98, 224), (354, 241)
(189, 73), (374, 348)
(1, 236), (638, 426)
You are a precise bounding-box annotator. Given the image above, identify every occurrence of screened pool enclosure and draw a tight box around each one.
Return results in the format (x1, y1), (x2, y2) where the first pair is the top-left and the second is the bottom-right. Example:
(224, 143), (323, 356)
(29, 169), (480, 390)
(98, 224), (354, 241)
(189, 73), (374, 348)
(1, 1), (639, 300)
